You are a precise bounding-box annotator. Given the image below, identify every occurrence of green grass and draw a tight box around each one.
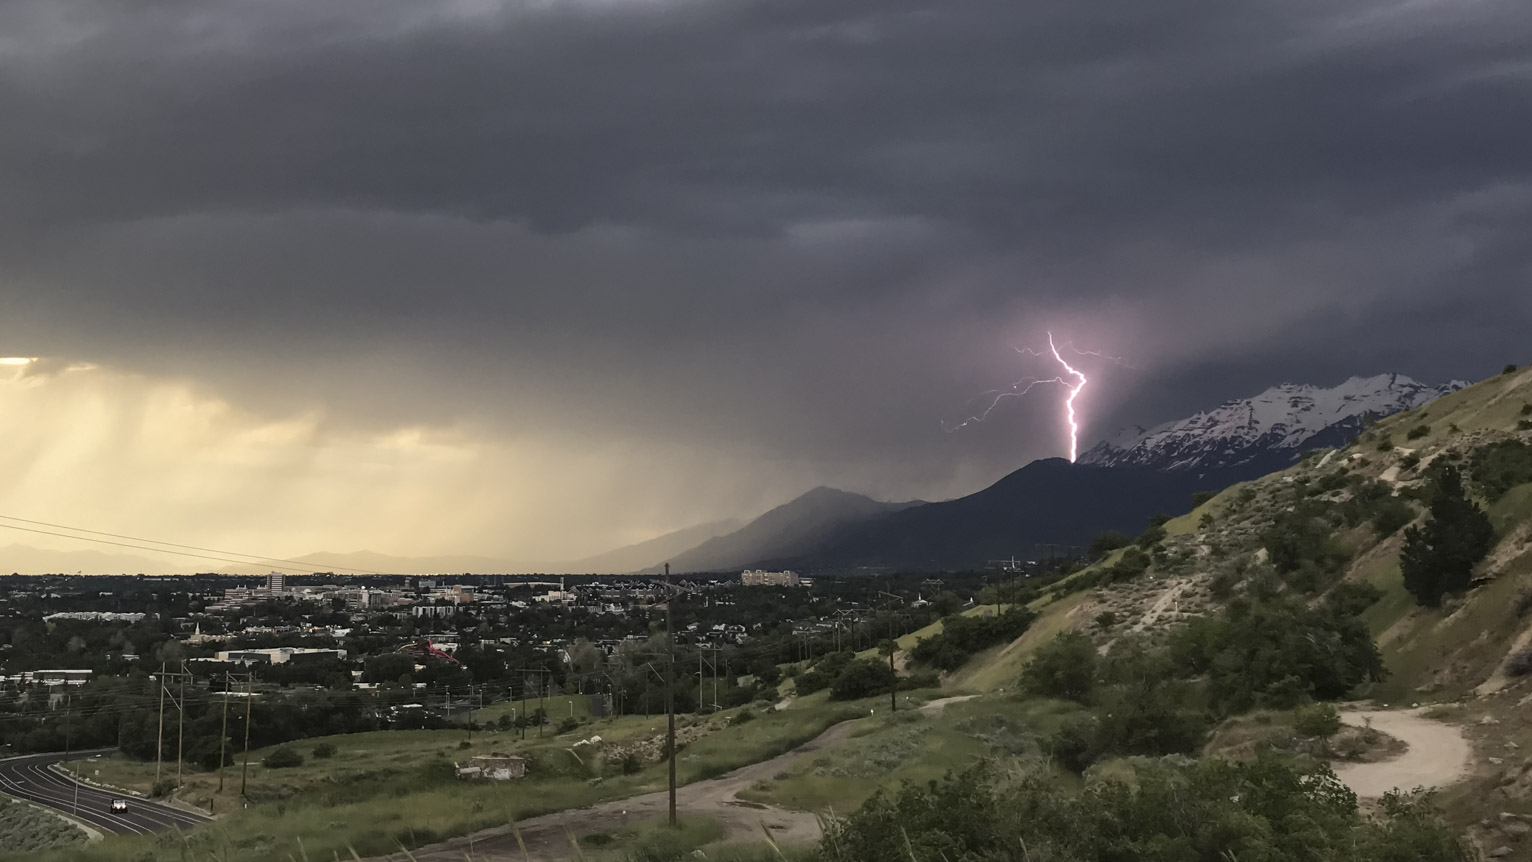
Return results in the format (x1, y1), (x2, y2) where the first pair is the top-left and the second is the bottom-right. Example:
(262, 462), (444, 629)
(582, 814), (726, 861)
(738, 695), (1081, 814)
(19, 697), (865, 862)
(0, 798), (87, 853)
(951, 591), (1090, 693)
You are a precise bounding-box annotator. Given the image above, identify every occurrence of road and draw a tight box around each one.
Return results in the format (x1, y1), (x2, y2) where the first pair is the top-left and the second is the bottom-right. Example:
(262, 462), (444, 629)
(376, 696), (977, 862)
(1332, 708), (1472, 798)
(0, 749), (212, 835)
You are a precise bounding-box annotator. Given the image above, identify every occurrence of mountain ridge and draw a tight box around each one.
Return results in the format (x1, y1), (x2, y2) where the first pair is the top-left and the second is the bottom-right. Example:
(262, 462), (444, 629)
(1081, 373), (1466, 473)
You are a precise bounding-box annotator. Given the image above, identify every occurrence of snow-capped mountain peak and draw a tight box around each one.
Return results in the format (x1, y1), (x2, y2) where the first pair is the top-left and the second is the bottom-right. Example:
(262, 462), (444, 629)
(1079, 373), (1467, 473)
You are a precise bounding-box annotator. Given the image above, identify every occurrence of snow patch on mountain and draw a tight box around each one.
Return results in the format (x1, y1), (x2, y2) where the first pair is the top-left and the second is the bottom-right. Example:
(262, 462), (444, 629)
(1080, 373), (1467, 472)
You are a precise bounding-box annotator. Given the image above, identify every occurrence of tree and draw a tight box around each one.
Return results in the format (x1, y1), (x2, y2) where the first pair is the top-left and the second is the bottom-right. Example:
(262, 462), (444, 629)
(1401, 465), (1495, 607)
(829, 658), (896, 701)
(1294, 703), (1344, 753)
(1087, 530), (1131, 558)
(1020, 631), (1097, 703)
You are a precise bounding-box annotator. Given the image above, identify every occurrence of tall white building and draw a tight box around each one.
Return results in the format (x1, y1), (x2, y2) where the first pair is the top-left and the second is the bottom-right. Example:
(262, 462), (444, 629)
(265, 572), (287, 595)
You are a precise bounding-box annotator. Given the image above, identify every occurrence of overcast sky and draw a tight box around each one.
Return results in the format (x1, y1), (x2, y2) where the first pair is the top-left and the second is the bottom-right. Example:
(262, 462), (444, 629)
(1, 0), (1528, 564)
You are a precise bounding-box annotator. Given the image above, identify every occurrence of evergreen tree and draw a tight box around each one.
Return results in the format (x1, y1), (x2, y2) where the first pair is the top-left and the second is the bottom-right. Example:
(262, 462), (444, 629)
(1400, 465), (1495, 607)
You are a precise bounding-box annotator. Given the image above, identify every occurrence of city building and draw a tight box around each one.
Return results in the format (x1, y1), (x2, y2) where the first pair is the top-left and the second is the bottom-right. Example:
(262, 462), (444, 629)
(265, 572), (287, 595)
(740, 569), (801, 587)
(213, 647), (346, 665)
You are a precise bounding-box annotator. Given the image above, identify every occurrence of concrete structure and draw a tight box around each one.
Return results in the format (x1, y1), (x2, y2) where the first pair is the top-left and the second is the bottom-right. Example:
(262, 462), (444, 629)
(740, 569), (801, 587)
(265, 572), (287, 595)
(213, 647), (346, 665)
(455, 754), (527, 781)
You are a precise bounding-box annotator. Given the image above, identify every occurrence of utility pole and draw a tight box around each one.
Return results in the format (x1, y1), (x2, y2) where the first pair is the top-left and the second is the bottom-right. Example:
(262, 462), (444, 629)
(240, 676), (254, 798)
(217, 672), (231, 796)
(665, 562), (677, 828)
(176, 661), (186, 789)
(154, 662), (166, 787)
(64, 693), (79, 816)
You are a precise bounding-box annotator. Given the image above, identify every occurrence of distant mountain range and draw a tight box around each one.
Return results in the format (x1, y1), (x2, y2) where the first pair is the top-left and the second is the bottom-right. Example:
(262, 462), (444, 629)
(654, 372), (1466, 573)
(643, 487), (921, 574)
(1080, 374), (1466, 474)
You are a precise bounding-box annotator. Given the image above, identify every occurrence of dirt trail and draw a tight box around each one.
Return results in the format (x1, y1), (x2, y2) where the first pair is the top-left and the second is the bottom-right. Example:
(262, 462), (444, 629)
(381, 697), (975, 862)
(1131, 580), (1189, 633)
(1332, 709), (1472, 798)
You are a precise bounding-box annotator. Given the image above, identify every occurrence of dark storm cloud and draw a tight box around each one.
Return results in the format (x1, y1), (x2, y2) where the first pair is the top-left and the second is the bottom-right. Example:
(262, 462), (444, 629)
(1, 0), (1529, 510)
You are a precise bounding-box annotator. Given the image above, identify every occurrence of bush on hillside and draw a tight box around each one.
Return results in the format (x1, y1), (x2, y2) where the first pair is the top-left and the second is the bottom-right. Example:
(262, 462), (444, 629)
(1293, 702), (1343, 742)
(1087, 530), (1132, 558)
(1019, 631), (1097, 703)
(1168, 599), (1385, 712)
(909, 607), (1037, 671)
(1370, 496), (1416, 537)
(794, 668), (830, 695)
(311, 742), (336, 759)
(829, 658), (896, 701)
(1192, 490), (1218, 508)
(1406, 424), (1431, 440)
(262, 746), (304, 769)
(1401, 465), (1495, 607)
(1470, 439), (1532, 501)
(1505, 364), (1519, 375)
(823, 756), (1471, 862)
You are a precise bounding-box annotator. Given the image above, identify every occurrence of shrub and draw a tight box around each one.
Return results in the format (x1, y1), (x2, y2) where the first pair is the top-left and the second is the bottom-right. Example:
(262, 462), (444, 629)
(620, 752), (643, 774)
(1371, 496), (1416, 537)
(1522, 403), (1531, 416)
(1405, 424), (1430, 440)
(1192, 490), (1217, 508)
(458, 740), (471, 749)
(557, 717), (580, 734)
(262, 746), (304, 769)
(794, 668), (830, 695)
(1399, 453), (1420, 471)
(1506, 364), (1520, 375)
(730, 708), (756, 726)
(1094, 610), (1117, 629)
(1293, 702), (1343, 741)
(829, 658), (896, 701)
(1520, 419), (1532, 431)
(910, 607), (1038, 671)
(1020, 631), (1097, 703)
(1506, 651), (1532, 677)
(312, 742), (336, 759)
(1470, 439), (1532, 500)
(1376, 438), (1394, 452)
(1087, 530), (1131, 558)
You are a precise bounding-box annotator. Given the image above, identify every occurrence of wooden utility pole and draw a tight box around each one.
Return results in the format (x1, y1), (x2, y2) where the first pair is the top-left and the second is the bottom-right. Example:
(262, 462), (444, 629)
(216, 672), (231, 794)
(176, 661), (186, 789)
(665, 562), (677, 827)
(154, 662), (166, 787)
(239, 677), (253, 797)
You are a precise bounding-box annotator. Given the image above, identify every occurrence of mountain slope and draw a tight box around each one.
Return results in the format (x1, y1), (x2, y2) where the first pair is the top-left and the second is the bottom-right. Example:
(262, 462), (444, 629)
(659, 487), (920, 574)
(1081, 373), (1466, 473)
(748, 460), (1226, 572)
(559, 519), (742, 574)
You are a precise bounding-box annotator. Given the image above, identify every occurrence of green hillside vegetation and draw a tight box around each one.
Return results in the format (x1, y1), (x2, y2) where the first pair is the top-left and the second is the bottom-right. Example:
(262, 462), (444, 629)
(759, 363), (1532, 859)
(0, 799), (87, 853)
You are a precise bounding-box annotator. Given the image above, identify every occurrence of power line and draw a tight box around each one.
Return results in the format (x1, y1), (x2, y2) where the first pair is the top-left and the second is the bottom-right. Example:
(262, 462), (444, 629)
(0, 520), (378, 574)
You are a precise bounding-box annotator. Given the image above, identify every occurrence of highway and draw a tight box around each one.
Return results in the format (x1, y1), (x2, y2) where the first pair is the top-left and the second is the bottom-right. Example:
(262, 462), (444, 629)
(0, 749), (212, 835)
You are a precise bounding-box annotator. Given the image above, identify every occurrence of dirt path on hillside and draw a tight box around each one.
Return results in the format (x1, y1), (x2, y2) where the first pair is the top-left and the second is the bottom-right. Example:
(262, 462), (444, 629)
(1332, 709), (1472, 798)
(1131, 580), (1189, 633)
(381, 697), (975, 862)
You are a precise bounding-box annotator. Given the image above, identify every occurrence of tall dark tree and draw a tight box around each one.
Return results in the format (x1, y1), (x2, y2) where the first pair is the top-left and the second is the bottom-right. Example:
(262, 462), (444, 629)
(1401, 465), (1495, 607)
